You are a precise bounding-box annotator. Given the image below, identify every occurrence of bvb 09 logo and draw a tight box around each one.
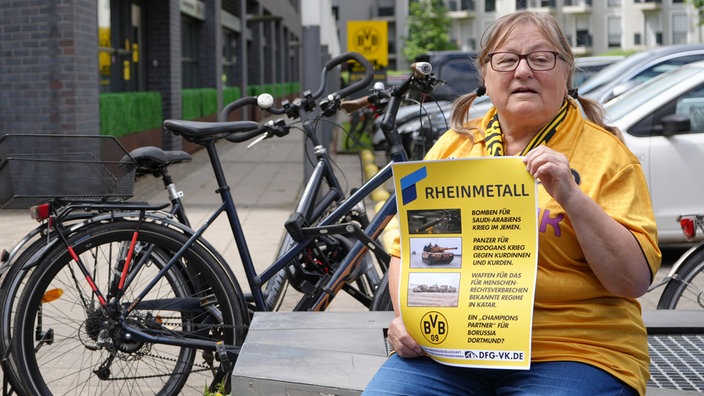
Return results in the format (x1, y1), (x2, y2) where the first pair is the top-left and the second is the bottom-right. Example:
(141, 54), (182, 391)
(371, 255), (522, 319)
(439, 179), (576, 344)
(420, 311), (448, 344)
(354, 27), (381, 55)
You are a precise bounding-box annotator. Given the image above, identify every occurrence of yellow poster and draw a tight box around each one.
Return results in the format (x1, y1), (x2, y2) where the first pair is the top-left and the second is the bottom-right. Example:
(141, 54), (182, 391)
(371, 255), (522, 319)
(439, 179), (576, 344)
(392, 157), (538, 369)
(347, 20), (388, 69)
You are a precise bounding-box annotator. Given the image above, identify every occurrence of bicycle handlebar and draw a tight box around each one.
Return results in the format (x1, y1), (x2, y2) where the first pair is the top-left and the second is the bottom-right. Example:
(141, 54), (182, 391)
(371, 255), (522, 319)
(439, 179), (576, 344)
(218, 51), (374, 122)
(317, 52), (374, 100)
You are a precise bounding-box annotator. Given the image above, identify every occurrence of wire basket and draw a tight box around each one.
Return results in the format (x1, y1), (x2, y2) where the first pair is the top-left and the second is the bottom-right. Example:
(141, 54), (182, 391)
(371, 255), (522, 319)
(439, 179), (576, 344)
(0, 134), (137, 209)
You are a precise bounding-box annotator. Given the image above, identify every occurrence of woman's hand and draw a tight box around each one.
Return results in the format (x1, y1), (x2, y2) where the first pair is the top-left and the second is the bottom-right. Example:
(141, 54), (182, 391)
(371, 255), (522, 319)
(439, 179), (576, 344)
(523, 145), (579, 207)
(387, 316), (424, 358)
(523, 145), (652, 297)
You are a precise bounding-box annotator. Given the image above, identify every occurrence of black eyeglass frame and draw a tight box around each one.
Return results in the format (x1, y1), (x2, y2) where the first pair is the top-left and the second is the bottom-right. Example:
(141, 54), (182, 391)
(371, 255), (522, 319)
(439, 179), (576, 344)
(487, 51), (561, 72)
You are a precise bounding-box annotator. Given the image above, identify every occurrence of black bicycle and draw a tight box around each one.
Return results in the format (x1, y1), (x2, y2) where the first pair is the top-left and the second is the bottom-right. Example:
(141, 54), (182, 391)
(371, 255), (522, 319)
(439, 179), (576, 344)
(4, 52), (442, 394)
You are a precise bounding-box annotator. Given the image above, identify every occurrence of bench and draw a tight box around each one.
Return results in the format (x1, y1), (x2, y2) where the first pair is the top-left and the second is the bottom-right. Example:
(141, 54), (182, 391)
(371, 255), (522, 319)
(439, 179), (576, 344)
(231, 310), (704, 395)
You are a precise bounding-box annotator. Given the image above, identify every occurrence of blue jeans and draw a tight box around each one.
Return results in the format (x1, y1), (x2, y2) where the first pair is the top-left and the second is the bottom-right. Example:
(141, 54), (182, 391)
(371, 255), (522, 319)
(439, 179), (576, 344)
(363, 355), (638, 396)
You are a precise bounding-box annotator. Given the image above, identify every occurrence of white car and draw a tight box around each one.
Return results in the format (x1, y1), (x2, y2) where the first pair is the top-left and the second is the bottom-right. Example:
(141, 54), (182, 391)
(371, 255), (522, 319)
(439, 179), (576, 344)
(580, 43), (704, 104)
(605, 60), (704, 245)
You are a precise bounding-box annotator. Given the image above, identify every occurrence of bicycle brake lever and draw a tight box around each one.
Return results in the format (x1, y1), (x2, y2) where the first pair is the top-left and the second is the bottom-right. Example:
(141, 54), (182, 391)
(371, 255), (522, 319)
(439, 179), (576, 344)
(246, 132), (270, 149)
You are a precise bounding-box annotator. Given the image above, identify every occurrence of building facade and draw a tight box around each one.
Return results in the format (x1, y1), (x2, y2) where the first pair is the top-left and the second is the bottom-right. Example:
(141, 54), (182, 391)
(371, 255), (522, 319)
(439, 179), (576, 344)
(446, 0), (704, 56)
(0, 0), (305, 150)
(333, 0), (703, 70)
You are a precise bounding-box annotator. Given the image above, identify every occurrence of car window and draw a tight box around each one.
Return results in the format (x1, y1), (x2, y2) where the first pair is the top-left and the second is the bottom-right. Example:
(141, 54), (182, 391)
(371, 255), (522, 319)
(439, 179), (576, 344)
(629, 82), (704, 136)
(438, 58), (479, 95)
(633, 54), (704, 84)
(579, 51), (654, 93)
(675, 86), (704, 132)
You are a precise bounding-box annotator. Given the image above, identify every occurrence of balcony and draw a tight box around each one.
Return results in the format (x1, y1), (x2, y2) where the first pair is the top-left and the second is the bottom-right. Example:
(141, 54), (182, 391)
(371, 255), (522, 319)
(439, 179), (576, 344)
(563, 0), (591, 14)
(633, 0), (661, 11)
(516, 0), (556, 13)
(447, 0), (475, 18)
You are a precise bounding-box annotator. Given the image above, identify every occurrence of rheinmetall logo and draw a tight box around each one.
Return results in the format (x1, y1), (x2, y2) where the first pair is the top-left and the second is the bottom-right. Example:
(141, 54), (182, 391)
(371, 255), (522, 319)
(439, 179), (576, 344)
(400, 166), (427, 205)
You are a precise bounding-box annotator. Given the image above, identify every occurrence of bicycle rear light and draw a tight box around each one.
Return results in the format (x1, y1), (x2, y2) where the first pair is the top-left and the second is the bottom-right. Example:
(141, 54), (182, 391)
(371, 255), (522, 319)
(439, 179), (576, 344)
(29, 203), (50, 222)
(679, 215), (697, 241)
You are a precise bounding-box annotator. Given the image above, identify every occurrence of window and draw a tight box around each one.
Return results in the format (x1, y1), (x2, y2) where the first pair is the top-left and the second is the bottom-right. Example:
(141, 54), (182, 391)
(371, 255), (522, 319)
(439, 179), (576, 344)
(98, 0), (144, 93)
(576, 30), (591, 46)
(222, 28), (239, 87)
(608, 17), (621, 48)
(635, 54), (704, 84)
(673, 13), (688, 44)
(485, 0), (496, 12)
(181, 15), (199, 89)
(630, 83), (704, 136)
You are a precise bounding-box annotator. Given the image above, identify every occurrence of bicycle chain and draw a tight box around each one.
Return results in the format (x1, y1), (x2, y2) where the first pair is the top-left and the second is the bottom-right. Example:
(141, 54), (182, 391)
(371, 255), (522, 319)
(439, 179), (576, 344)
(85, 316), (249, 381)
(99, 351), (214, 381)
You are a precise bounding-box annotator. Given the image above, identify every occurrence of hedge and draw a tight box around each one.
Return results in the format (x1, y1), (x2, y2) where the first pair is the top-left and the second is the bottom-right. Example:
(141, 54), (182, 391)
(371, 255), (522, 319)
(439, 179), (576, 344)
(99, 91), (163, 137)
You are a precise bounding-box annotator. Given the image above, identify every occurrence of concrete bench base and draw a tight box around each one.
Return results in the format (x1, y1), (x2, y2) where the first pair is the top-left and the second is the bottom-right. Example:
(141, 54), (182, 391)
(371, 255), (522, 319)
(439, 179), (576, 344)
(232, 311), (704, 395)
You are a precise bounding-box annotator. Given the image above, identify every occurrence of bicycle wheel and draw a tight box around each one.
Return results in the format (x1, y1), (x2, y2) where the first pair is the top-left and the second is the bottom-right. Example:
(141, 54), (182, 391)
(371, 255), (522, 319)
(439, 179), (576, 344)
(657, 248), (704, 309)
(0, 228), (51, 392)
(12, 220), (247, 395)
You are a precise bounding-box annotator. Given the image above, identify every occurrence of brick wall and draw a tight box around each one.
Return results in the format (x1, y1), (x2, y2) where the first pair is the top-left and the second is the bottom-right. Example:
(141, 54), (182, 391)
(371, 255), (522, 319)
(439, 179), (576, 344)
(0, 0), (100, 135)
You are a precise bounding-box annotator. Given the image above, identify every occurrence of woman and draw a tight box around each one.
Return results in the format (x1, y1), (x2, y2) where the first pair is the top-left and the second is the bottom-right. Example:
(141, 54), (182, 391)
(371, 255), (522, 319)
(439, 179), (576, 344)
(364, 11), (661, 396)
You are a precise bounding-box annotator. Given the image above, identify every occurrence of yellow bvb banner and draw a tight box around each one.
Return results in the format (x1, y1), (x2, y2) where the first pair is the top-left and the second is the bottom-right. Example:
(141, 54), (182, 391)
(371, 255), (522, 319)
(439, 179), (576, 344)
(392, 157), (538, 369)
(347, 20), (388, 69)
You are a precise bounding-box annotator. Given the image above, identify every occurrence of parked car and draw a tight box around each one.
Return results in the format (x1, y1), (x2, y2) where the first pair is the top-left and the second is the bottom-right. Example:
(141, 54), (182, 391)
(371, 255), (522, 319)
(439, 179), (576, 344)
(579, 44), (704, 104)
(415, 50), (481, 101)
(572, 55), (625, 86)
(604, 60), (704, 245)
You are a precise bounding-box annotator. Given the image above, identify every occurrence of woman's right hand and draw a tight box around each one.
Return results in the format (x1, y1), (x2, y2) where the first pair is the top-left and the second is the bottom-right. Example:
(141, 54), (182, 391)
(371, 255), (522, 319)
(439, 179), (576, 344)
(388, 316), (425, 358)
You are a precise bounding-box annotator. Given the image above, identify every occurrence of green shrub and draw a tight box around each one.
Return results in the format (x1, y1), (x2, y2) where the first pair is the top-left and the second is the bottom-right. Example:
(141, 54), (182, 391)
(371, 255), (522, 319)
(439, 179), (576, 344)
(182, 88), (218, 120)
(99, 91), (162, 137)
(223, 86), (241, 107)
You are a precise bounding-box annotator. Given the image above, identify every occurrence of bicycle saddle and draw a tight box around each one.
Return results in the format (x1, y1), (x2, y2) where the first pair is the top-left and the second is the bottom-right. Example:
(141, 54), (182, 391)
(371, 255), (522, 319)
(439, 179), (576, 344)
(129, 146), (192, 177)
(163, 119), (259, 142)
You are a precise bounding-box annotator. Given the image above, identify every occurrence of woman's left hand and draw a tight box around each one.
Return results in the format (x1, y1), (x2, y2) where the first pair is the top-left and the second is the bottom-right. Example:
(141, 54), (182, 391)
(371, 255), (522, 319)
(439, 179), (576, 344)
(522, 145), (651, 297)
(523, 145), (578, 207)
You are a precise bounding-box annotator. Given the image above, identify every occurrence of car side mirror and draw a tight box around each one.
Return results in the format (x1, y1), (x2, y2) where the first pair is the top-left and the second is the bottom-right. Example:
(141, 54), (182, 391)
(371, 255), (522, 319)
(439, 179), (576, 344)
(659, 113), (691, 137)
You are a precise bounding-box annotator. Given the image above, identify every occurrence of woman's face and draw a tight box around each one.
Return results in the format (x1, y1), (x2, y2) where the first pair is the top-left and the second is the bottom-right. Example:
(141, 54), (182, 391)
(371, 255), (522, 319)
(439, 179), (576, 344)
(483, 22), (569, 125)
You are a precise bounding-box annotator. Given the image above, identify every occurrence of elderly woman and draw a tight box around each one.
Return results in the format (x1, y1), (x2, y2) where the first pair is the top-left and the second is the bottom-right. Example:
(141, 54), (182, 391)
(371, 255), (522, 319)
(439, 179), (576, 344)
(363, 11), (661, 396)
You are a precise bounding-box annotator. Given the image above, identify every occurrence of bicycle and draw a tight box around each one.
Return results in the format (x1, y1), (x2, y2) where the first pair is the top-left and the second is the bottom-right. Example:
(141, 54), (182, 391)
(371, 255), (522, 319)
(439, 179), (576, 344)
(649, 214), (704, 309)
(0, 51), (378, 394)
(0, 142), (196, 393)
(0, 52), (375, 393)
(5, 53), (443, 394)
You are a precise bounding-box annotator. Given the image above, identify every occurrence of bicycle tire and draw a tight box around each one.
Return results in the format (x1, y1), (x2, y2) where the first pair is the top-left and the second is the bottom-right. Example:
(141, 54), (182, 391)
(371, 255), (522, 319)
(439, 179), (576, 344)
(0, 228), (51, 392)
(0, 213), (226, 393)
(657, 248), (704, 309)
(12, 220), (247, 395)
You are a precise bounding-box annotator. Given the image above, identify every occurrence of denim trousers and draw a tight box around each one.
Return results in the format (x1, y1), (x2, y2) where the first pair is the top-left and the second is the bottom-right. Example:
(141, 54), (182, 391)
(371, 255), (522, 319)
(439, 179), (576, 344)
(362, 355), (638, 396)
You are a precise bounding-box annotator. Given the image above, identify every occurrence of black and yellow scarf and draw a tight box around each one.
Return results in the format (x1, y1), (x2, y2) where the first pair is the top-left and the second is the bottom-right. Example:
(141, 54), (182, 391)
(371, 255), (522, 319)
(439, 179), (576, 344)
(484, 100), (569, 156)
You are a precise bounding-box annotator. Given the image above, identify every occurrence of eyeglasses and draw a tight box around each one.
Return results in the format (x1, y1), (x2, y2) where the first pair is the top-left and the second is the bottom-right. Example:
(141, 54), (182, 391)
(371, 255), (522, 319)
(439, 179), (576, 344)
(488, 51), (560, 72)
